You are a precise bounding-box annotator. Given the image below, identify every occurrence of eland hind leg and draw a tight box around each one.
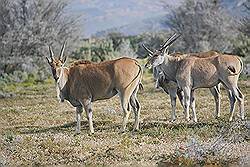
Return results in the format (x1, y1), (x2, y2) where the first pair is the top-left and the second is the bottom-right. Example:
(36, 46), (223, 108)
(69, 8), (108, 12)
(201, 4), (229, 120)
(177, 89), (185, 117)
(129, 85), (141, 131)
(183, 87), (191, 121)
(177, 89), (184, 109)
(229, 87), (244, 121)
(236, 87), (244, 120)
(209, 85), (221, 118)
(223, 78), (244, 121)
(120, 91), (132, 132)
(119, 79), (142, 132)
(228, 90), (236, 121)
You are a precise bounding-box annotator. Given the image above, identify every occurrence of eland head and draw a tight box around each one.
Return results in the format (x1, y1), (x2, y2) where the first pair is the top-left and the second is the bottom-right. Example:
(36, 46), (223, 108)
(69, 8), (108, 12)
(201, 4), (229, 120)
(46, 41), (67, 82)
(143, 33), (181, 68)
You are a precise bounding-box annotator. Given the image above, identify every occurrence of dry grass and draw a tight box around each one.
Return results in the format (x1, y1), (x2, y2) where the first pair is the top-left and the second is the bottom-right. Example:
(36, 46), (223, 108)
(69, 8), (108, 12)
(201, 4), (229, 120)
(0, 72), (249, 166)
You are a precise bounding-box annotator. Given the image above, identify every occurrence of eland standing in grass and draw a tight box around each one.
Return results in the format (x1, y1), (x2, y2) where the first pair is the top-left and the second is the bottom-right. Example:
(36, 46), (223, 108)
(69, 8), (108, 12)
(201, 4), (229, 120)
(151, 51), (222, 122)
(46, 42), (143, 134)
(143, 33), (244, 122)
(143, 35), (221, 122)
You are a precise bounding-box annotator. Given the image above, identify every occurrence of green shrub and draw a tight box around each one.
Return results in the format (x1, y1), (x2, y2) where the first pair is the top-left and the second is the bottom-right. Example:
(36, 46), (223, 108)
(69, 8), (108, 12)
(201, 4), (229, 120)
(232, 33), (250, 57)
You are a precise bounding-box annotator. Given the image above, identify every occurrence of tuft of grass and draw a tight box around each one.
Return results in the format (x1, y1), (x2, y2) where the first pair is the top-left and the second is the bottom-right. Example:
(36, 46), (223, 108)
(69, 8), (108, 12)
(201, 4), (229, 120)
(4, 131), (15, 143)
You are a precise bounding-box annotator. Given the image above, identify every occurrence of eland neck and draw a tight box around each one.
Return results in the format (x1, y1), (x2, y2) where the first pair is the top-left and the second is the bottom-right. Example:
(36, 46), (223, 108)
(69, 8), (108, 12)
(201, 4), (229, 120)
(156, 55), (178, 82)
(56, 67), (69, 102)
(57, 67), (69, 90)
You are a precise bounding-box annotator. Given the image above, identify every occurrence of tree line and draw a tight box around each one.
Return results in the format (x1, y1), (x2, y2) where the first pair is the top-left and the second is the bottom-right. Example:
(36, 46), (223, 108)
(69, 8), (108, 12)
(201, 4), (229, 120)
(0, 0), (249, 82)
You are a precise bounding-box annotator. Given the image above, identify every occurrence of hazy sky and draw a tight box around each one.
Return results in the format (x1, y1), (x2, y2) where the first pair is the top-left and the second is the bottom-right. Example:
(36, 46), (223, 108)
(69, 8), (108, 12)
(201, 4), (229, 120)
(68, 0), (183, 36)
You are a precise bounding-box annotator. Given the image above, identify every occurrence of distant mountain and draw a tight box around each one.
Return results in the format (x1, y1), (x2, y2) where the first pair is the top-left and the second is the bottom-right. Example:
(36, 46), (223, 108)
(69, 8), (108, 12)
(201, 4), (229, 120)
(69, 0), (183, 37)
(93, 0), (248, 37)
(94, 14), (168, 37)
(69, 0), (248, 37)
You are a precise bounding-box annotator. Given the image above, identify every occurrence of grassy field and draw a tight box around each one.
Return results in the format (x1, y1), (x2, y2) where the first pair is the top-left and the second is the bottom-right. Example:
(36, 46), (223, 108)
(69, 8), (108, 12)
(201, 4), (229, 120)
(0, 72), (249, 166)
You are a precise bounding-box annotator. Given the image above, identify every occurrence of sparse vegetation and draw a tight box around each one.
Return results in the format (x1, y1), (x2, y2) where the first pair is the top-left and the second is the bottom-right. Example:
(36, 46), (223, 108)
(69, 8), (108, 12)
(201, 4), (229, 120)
(0, 72), (249, 166)
(0, 0), (249, 166)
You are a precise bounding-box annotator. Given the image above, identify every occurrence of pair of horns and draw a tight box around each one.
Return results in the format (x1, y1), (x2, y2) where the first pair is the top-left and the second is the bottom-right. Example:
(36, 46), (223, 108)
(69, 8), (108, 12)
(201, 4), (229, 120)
(159, 33), (181, 51)
(142, 33), (181, 56)
(48, 41), (67, 61)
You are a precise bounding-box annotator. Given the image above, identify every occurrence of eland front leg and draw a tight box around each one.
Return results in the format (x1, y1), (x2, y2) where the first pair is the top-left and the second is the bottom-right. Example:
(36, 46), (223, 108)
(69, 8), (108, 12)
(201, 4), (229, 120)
(169, 87), (178, 122)
(82, 98), (94, 134)
(75, 107), (83, 134)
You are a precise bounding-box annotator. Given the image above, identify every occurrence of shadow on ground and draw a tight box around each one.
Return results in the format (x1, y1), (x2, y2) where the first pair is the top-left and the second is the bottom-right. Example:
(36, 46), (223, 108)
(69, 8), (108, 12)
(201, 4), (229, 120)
(6, 118), (237, 136)
(8, 120), (121, 134)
